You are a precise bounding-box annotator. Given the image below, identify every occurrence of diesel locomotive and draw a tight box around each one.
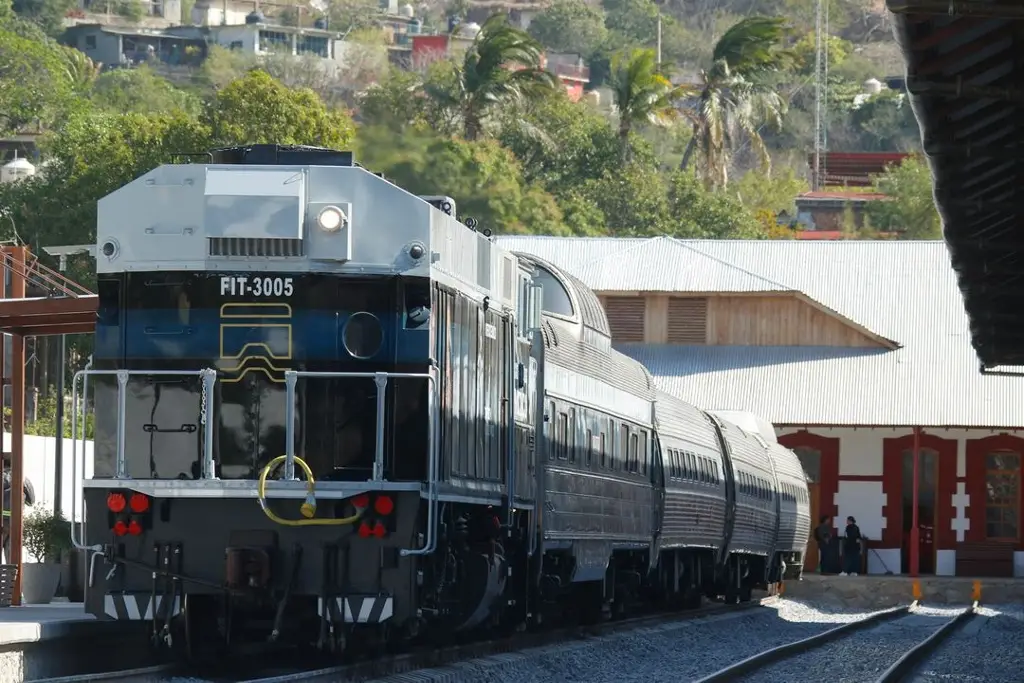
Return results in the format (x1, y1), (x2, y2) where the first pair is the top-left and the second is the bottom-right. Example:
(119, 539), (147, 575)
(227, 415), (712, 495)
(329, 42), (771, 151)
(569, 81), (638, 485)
(74, 144), (810, 659)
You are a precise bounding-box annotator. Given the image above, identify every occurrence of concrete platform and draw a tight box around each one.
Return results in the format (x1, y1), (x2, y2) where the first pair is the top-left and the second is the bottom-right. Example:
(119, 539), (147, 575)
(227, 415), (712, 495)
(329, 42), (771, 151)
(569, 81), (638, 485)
(0, 599), (151, 681)
(781, 573), (1024, 609)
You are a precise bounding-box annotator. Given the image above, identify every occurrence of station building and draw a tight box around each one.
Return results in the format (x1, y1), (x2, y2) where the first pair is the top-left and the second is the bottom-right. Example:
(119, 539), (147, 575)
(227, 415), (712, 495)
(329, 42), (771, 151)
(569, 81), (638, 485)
(496, 236), (1024, 579)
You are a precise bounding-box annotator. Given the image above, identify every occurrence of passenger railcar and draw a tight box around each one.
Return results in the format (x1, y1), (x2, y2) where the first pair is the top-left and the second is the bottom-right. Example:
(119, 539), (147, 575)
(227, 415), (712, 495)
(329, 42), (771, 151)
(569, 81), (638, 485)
(74, 144), (810, 660)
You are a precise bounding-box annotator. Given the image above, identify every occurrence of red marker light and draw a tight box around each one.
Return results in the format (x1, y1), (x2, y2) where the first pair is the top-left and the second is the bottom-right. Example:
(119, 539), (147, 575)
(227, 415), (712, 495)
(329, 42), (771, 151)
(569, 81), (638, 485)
(372, 521), (387, 538)
(374, 495), (394, 516)
(112, 521), (128, 536)
(127, 520), (143, 536)
(128, 493), (149, 514)
(107, 493), (126, 513)
(357, 521), (372, 538)
(352, 494), (370, 510)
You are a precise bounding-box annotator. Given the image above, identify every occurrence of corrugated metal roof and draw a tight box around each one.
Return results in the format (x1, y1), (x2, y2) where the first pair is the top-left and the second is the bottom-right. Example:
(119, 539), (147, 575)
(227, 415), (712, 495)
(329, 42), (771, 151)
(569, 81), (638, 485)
(504, 236), (790, 294)
(496, 236), (1024, 427)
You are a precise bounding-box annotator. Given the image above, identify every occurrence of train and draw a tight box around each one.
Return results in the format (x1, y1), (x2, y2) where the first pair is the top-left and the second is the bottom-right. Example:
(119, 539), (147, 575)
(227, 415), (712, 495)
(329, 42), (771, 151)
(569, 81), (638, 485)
(76, 144), (810, 660)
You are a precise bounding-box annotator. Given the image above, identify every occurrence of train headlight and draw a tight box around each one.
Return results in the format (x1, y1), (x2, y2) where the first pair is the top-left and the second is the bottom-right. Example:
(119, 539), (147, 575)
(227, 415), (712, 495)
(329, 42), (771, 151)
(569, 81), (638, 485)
(317, 205), (346, 233)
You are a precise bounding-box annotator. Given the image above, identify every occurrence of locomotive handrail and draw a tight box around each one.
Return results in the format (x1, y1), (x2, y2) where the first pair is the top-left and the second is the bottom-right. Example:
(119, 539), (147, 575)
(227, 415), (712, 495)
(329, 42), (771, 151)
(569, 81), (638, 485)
(71, 367), (218, 550)
(282, 369), (439, 557)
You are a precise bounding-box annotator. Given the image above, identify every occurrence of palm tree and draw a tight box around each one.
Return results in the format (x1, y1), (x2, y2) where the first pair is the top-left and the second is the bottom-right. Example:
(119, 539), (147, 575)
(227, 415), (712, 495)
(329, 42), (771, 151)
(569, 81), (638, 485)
(677, 16), (791, 188)
(426, 14), (559, 141)
(608, 48), (692, 164)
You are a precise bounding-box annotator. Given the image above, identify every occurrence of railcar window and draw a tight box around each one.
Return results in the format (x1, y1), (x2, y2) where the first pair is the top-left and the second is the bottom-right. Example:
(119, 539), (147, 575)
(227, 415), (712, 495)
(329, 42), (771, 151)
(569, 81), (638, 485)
(685, 452), (694, 480)
(532, 265), (575, 317)
(628, 433), (638, 473)
(568, 408), (576, 463)
(585, 429), (593, 466)
(599, 432), (607, 468)
(557, 412), (568, 460)
(639, 431), (648, 475)
(713, 461), (720, 484)
(620, 425), (629, 472)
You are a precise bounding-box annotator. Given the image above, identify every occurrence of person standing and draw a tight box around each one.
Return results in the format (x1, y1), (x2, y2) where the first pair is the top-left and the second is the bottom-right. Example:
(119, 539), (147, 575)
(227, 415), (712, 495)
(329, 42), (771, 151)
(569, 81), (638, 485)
(813, 515), (833, 573)
(840, 516), (862, 576)
(1, 455), (36, 564)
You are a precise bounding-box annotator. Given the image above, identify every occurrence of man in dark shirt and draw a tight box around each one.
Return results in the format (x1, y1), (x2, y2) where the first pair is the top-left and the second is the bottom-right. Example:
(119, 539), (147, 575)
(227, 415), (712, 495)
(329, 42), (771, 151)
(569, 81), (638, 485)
(1, 456), (36, 564)
(841, 516), (862, 576)
(813, 515), (832, 573)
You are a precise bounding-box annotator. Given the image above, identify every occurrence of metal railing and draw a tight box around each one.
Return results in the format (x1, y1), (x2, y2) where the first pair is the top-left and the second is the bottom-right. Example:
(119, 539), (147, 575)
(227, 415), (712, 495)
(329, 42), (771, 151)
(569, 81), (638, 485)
(70, 367), (217, 549)
(283, 370), (439, 556)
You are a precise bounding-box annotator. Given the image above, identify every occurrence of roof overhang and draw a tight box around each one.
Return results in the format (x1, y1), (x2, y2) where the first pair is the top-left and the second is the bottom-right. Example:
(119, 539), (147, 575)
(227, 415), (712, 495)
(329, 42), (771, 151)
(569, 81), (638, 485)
(0, 296), (97, 336)
(889, 0), (1024, 368)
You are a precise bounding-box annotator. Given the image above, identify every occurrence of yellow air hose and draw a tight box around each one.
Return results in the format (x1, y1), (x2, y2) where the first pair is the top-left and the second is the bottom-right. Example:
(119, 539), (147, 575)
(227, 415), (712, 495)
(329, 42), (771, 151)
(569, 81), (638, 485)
(257, 455), (364, 526)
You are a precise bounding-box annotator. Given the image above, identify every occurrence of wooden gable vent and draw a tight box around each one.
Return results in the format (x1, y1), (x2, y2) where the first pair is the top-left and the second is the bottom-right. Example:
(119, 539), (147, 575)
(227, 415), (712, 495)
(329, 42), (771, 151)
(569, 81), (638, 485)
(668, 297), (708, 344)
(603, 296), (645, 342)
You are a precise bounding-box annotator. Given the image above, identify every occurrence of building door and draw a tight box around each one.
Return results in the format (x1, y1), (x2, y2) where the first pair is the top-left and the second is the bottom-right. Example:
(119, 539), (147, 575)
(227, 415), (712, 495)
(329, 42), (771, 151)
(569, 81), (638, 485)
(793, 447), (822, 572)
(901, 448), (938, 575)
(804, 481), (821, 572)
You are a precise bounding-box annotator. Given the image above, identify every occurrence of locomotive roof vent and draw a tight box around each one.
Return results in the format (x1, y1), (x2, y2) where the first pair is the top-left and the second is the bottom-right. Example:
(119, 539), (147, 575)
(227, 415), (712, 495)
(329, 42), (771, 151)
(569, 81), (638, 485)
(208, 144), (355, 167)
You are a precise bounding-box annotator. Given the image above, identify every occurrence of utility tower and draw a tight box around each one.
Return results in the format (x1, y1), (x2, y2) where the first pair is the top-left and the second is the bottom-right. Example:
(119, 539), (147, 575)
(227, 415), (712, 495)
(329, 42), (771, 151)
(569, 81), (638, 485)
(812, 0), (829, 191)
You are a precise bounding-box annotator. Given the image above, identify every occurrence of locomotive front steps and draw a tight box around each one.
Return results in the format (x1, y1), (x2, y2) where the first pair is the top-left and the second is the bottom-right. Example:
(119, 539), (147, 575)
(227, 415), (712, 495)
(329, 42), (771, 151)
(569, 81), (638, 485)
(781, 573), (1024, 609)
(0, 600), (151, 681)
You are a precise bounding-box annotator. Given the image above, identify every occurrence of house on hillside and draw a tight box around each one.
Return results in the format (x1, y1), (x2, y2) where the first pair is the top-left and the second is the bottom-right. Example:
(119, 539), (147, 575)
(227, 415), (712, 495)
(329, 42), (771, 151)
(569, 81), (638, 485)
(496, 235), (1024, 579)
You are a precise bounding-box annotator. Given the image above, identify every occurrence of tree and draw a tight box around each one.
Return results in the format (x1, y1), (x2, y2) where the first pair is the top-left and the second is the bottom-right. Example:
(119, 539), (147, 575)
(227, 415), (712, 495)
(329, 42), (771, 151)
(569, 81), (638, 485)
(607, 48), (690, 163)
(357, 125), (569, 235)
(90, 64), (200, 115)
(528, 0), (608, 57)
(425, 14), (558, 141)
(207, 70), (355, 148)
(10, 0), (75, 37)
(865, 156), (941, 240)
(666, 171), (767, 239)
(0, 26), (77, 134)
(678, 16), (791, 188)
(497, 90), (634, 195)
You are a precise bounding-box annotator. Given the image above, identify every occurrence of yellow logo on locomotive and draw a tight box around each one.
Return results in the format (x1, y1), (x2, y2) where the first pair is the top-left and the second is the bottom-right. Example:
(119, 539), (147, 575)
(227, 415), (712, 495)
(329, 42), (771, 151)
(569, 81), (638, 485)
(218, 302), (294, 383)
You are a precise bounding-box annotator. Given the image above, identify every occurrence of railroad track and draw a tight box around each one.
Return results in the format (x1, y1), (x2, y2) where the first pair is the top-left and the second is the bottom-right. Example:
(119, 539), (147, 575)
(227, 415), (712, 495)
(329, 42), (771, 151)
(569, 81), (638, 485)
(33, 595), (778, 683)
(695, 601), (980, 683)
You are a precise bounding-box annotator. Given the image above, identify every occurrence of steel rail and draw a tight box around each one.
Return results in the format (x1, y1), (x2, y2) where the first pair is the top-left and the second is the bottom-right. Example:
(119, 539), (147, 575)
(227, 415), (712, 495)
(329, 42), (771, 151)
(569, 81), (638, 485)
(31, 664), (176, 683)
(874, 602), (979, 683)
(692, 602), (916, 683)
(235, 597), (781, 683)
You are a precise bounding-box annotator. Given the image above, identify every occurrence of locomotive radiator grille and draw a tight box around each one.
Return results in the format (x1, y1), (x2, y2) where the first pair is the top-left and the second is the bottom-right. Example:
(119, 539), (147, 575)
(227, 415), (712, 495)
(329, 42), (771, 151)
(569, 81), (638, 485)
(209, 237), (304, 258)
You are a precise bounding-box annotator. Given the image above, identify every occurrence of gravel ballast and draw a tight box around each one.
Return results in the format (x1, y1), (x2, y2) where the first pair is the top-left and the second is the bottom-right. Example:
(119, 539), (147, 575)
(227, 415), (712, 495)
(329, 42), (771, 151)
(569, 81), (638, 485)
(369, 599), (894, 683)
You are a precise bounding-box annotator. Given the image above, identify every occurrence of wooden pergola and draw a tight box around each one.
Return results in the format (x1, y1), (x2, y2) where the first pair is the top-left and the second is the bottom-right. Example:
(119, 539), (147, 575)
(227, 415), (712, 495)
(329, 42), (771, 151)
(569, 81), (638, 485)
(0, 246), (95, 605)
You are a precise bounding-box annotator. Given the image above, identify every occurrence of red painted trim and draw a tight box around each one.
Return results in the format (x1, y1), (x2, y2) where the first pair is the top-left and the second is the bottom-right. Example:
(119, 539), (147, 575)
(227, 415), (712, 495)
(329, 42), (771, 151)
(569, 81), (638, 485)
(965, 433), (1024, 549)
(778, 431), (839, 521)
(882, 432), (958, 550)
(838, 475), (884, 482)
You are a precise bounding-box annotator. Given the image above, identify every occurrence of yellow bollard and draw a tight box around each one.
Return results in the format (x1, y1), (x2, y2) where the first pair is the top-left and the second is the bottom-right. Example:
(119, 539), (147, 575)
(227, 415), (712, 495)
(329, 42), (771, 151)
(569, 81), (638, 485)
(912, 579), (922, 602)
(972, 580), (982, 603)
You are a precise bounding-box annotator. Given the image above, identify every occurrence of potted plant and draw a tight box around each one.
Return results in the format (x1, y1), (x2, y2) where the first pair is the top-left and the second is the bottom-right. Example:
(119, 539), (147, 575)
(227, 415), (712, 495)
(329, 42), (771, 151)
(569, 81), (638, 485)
(22, 508), (72, 605)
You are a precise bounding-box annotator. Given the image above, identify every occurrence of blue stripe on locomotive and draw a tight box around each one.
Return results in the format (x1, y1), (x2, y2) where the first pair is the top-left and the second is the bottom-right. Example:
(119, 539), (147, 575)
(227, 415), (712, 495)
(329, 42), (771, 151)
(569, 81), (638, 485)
(94, 309), (431, 363)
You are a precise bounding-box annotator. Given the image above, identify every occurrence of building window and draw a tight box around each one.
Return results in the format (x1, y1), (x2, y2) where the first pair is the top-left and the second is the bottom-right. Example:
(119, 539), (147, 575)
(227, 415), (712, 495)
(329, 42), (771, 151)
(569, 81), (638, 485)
(985, 451), (1020, 541)
(297, 35), (328, 58)
(602, 296), (644, 343)
(259, 30), (290, 53)
(85, 35), (97, 50)
(793, 446), (822, 484)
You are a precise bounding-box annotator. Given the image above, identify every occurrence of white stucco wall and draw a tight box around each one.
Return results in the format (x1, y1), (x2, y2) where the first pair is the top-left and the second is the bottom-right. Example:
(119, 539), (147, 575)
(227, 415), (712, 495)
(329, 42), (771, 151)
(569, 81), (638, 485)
(777, 426), (1024, 576)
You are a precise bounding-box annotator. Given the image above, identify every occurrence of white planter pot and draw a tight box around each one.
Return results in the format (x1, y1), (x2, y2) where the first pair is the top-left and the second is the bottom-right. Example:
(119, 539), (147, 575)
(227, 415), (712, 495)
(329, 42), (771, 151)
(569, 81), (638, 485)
(21, 562), (61, 605)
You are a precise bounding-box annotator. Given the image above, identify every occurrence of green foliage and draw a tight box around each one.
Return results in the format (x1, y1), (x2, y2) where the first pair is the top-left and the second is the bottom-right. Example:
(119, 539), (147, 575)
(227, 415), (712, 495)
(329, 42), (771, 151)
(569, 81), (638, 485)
(10, 0), (74, 37)
(0, 26), (78, 134)
(865, 156), (942, 240)
(731, 167), (809, 214)
(23, 507), (72, 562)
(528, 0), (608, 57)
(357, 125), (568, 236)
(426, 14), (558, 140)
(90, 65), (201, 116)
(208, 70), (355, 148)
(608, 48), (692, 162)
